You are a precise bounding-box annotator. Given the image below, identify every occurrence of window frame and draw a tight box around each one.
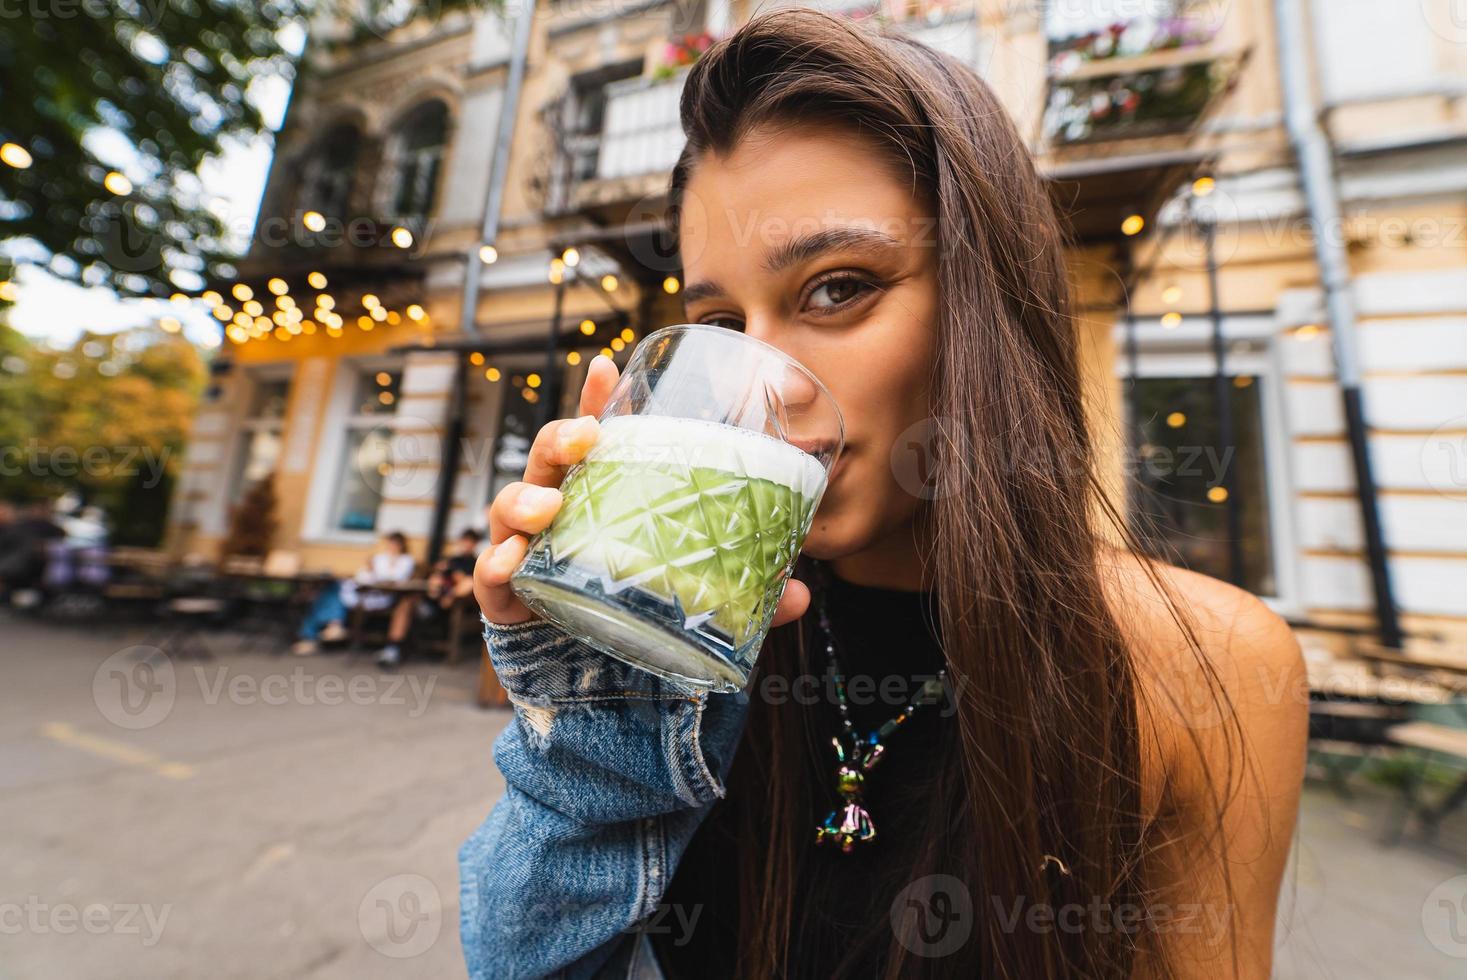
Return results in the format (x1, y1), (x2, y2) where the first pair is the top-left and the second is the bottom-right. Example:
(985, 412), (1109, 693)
(1118, 314), (1303, 614)
(302, 356), (406, 546)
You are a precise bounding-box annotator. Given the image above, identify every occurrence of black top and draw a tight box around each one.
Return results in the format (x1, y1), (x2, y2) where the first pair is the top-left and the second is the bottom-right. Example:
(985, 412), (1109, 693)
(651, 568), (951, 978)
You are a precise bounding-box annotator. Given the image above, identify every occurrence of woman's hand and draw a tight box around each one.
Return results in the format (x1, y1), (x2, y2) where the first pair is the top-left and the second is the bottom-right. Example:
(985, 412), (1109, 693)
(473, 354), (812, 627)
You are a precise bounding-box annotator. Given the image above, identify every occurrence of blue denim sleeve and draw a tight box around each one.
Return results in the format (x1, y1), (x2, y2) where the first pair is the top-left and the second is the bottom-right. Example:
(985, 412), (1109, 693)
(459, 617), (750, 980)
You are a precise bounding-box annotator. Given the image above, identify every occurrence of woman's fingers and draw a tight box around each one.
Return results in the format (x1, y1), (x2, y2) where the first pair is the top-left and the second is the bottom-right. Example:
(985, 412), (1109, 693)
(579, 353), (620, 417)
(770, 576), (810, 629)
(474, 534), (531, 624)
(487, 481), (563, 546)
(521, 414), (599, 488)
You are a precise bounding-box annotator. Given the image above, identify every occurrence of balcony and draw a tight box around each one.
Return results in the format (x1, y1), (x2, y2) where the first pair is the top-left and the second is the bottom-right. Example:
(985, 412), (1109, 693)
(1037, 9), (1247, 243)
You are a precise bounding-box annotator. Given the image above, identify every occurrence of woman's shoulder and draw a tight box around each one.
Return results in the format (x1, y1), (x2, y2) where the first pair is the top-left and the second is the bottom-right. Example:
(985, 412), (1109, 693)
(1097, 548), (1308, 814)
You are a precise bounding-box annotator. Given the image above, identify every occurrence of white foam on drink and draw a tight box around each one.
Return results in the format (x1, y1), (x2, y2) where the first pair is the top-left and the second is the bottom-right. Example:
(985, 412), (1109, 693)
(591, 414), (829, 498)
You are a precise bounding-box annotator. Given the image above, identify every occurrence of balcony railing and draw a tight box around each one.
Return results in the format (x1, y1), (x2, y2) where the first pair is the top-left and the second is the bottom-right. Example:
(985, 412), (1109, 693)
(1042, 13), (1239, 146)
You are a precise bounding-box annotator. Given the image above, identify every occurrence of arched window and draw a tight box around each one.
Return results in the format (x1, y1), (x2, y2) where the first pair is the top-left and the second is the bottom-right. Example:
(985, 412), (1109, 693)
(300, 123), (362, 219)
(385, 101), (448, 221)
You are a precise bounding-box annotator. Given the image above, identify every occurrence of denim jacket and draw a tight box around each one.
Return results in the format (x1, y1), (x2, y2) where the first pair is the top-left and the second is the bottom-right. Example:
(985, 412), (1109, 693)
(459, 617), (751, 980)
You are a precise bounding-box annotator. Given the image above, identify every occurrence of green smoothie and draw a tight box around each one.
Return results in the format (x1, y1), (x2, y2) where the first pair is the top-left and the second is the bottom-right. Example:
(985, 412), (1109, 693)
(512, 413), (829, 689)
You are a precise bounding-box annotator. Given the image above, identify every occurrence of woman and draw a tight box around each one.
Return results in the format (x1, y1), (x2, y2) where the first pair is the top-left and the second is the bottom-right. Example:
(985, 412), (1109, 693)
(291, 530), (414, 655)
(464, 11), (1305, 979)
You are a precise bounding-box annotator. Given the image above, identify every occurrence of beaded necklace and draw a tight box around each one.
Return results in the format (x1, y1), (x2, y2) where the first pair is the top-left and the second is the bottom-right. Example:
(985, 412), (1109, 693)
(811, 572), (949, 854)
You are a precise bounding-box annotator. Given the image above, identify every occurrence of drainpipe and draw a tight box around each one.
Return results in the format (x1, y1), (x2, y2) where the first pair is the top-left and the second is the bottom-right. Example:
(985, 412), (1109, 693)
(458, 0), (537, 336)
(1272, 0), (1402, 647)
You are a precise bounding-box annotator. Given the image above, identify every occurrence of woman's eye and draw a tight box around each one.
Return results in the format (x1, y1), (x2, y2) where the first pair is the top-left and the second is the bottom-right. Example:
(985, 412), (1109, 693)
(807, 276), (873, 311)
(699, 316), (744, 331)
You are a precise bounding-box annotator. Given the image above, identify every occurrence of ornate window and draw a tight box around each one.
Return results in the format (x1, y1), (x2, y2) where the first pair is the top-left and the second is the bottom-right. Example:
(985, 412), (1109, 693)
(383, 101), (449, 222)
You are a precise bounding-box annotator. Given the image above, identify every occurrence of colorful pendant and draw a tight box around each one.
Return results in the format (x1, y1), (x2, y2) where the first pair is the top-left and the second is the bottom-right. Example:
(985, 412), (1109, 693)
(812, 582), (947, 855)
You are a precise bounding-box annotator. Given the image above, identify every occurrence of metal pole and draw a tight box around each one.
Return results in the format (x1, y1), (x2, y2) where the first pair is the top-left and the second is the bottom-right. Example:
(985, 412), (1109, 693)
(540, 266), (568, 427)
(1272, 0), (1402, 647)
(458, 0), (537, 337)
(426, 356), (467, 564)
(1203, 215), (1245, 587)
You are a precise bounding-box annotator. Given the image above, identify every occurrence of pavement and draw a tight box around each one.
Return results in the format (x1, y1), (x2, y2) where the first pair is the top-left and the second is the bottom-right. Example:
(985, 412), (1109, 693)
(1, 614), (1465, 979)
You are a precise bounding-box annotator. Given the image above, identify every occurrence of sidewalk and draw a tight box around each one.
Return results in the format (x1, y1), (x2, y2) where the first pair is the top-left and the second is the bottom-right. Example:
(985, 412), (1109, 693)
(1, 615), (1463, 977)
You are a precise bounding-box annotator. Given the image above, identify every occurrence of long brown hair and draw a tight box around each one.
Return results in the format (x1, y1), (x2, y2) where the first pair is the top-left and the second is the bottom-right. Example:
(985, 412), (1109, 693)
(666, 10), (1238, 979)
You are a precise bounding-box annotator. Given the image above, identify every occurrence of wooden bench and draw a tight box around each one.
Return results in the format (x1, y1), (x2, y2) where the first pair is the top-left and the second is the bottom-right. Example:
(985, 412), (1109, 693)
(1383, 721), (1467, 845)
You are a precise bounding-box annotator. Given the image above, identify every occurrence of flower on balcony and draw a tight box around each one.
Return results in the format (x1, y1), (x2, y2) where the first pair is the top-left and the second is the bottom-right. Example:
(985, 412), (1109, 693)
(1049, 15), (1219, 76)
(652, 31), (716, 81)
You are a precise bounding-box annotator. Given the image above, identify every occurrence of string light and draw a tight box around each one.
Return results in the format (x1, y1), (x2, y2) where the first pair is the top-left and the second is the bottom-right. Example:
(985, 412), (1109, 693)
(620, 327), (634, 343)
(362, 293), (380, 308)
(0, 281), (15, 302)
(0, 143), (33, 169)
(479, 245), (498, 264)
(232, 283), (253, 302)
(600, 347), (614, 358)
(212, 305), (232, 321)
(561, 247), (580, 267)
(1192, 176), (1216, 198)
(317, 294), (335, 310)
(1161, 285), (1182, 304)
(276, 295), (295, 310)
(610, 338), (625, 352)
(406, 304), (425, 321)
(485, 367), (501, 382)
(391, 227), (414, 249)
(1121, 214), (1144, 236)
(103, 171), (132, 195)
(202, 290), (223, 306)
(1294, 323), (1323, 340)
(386, 310), (401, 325)
(274, 326), (291, 341)
(469, 352), (485, 366)
(579, 319), (595, 336)
(370, 306), (387, 322)
(662, 276), (680, 294)
(160, 317), (181, 333)
(1165, 411), (1186, 428)
(169, 292), (188, 304)
(244, 300), (263, 317)
(566, 351), (582, 365)
(601, 274), (618, 292)
(308, 271), (328, 289)
(303, 211), (326, 232)
(267, 277), (288, 295)
(526, 373), (542, 388)
(1233, 375), (1254, 389)
(1161, 312), (1182, 329)
(1207, 486), (1228, 503)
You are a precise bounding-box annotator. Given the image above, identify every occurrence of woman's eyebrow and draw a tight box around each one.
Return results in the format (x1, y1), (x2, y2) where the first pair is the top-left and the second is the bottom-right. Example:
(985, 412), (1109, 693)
(681, 226), (905, 307)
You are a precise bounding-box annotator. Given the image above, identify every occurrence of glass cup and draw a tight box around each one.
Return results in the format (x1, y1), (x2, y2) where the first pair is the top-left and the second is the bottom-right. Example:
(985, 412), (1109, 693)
(510, 323), (844, 693)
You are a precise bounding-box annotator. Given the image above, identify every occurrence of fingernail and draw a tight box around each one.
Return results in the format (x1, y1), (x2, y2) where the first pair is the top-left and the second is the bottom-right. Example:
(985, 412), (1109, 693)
(520, 486), (560, 511)
(560, 415), (597, 449)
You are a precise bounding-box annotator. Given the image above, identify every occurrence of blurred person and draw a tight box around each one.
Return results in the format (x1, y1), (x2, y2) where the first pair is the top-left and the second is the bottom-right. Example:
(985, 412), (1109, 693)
(376, 527), (484, 668)
(0, 500), (65, 605)
(462, 12), (1306, 980)
(292, 531), (415, 655)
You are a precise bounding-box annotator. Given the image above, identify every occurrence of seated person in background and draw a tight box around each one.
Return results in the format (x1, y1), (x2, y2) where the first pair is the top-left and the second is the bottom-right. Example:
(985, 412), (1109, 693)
(293, 531), (415, 655)
(377, 528), (484, 667)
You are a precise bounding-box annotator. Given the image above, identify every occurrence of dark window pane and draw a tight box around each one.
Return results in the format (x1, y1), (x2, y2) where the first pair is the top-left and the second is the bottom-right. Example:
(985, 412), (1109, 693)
(1129, 375), (1275, 596)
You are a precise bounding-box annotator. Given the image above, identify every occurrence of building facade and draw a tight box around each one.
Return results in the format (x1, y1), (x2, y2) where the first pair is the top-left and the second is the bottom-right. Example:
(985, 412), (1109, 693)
(165, 0), (1467, 655)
